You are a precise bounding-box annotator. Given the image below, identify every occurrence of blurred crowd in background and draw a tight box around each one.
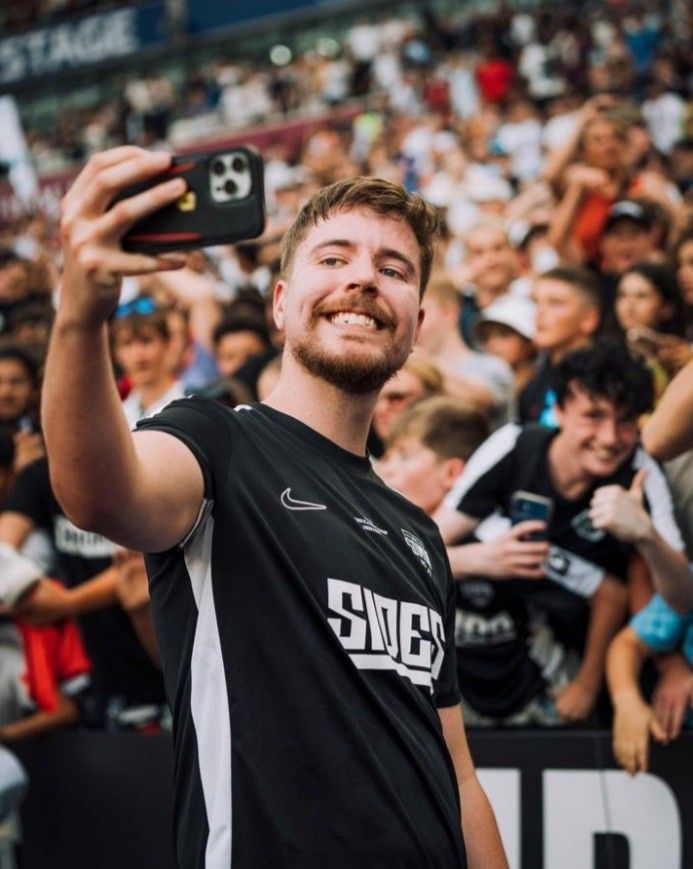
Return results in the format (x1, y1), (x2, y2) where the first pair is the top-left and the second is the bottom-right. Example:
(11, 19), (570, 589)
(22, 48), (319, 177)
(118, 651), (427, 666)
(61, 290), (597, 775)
(0, 0), (692, 780)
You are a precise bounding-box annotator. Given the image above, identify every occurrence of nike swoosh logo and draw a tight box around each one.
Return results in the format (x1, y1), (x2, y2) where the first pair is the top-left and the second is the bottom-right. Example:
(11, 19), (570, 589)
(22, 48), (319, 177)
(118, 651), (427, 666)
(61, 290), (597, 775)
(280, 488), (327, 511)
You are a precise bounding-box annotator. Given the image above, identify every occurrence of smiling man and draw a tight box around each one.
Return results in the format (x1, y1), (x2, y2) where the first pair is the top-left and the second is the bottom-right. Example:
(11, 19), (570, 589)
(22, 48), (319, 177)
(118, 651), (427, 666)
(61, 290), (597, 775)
(435, 341), (688, 726)
(42, 148), (506, 869)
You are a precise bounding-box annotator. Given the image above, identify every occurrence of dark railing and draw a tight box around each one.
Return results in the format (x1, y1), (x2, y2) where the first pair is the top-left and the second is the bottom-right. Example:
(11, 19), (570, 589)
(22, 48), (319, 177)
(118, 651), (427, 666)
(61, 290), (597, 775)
(12, 729), (693, 869)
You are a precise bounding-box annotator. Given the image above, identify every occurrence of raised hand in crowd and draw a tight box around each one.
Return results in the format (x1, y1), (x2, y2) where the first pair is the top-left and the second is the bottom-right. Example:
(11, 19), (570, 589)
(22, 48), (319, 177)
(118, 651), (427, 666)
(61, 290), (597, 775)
(591, 469), (691, 615)
(58, 147), (188, 327)
(589, 470), (650, 544)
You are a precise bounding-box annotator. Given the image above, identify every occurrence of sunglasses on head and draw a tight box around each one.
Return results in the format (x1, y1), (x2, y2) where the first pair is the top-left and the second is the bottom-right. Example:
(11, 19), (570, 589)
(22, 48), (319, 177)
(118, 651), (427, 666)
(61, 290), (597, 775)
(113, 297), (158, 319)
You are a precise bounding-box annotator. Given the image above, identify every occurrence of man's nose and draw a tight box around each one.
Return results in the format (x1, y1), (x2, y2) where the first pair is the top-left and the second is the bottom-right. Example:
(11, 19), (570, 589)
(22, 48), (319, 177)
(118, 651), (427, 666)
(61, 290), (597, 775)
(598, 418), (619, 446)
(345, 254), (379, 292)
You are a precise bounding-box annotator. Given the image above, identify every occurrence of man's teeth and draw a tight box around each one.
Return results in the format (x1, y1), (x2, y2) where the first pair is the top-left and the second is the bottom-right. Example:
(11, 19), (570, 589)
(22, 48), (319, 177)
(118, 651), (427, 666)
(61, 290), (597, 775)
(329, 312), (378, 329)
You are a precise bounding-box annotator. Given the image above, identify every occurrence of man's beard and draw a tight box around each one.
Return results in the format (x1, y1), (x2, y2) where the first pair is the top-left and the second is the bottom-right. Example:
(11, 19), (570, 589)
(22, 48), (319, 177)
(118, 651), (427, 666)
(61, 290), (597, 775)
(291, 328), (408, 394)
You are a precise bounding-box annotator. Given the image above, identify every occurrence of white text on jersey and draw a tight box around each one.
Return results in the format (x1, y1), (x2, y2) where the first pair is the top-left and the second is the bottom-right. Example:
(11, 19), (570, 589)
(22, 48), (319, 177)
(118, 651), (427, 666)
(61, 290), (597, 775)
(327, 578), (446, 693)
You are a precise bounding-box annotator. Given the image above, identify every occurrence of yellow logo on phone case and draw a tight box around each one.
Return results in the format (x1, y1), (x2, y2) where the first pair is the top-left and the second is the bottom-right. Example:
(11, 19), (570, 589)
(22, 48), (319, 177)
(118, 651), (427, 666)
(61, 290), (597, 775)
(177, 191), (196, 212)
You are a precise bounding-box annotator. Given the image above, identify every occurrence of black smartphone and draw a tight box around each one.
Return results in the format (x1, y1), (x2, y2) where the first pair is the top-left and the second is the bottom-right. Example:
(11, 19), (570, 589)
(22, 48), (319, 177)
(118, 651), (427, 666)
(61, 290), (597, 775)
(510, 490), (553, 540)
(112, 147), (266, 254)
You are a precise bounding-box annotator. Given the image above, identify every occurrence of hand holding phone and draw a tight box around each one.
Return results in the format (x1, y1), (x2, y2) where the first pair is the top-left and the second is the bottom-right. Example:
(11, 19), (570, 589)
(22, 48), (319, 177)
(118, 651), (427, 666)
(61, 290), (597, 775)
(60, 147), (192, 326)
(113, 147), (265, 254)
(510, 491), (553, 540)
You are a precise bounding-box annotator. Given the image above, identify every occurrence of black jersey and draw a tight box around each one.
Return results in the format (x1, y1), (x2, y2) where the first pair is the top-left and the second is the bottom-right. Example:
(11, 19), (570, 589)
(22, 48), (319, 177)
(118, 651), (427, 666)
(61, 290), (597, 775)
(444, 423), (684, 717)
(3, 458), (165, 706)
(138, 398), (465, 869)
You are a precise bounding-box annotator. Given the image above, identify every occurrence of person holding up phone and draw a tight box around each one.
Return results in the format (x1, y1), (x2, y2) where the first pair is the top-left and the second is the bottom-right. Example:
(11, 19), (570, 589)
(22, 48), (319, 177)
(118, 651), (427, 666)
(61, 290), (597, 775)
(435, 341), (688, 726)
(42, 148), (507, 869)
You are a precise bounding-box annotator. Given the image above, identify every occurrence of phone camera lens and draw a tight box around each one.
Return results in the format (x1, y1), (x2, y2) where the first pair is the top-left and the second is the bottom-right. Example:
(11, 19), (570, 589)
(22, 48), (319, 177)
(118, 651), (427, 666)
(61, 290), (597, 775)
(224, 179), (238, 196)
(212, 160), (225, 175)
(231, 156), (246, 173)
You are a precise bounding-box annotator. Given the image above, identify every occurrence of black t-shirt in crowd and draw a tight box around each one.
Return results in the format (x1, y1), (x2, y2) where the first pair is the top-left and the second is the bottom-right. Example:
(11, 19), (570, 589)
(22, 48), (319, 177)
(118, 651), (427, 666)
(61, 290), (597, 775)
(3, 458), (165, 706)
(444, 424), (684, 718)
(139, 397), (465, 869)
(516, 357), (555, 425)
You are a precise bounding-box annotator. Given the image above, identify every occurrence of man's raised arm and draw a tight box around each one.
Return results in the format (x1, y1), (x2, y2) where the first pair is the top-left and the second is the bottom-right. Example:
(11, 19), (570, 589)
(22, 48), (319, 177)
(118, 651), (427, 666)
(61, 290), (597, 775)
(42, 148), (204, 552)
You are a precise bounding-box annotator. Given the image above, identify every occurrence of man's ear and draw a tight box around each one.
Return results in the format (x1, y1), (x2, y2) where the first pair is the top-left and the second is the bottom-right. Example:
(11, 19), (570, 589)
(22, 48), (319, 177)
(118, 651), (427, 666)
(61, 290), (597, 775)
(412, 306), (425, 351)
(581, 305), (601, 338)
(440, 457), (465, 492)
(273, 280), (287, 330)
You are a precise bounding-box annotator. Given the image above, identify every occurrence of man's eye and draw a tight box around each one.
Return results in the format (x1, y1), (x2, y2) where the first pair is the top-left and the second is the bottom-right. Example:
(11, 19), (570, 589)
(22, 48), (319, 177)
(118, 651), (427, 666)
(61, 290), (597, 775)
(320, 257), (343, 266)
(381, 267), (404, 279)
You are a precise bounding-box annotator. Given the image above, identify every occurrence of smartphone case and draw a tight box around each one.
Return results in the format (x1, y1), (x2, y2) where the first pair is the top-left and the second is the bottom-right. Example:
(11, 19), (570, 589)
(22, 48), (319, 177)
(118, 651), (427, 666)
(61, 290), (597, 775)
(510, 493), (553, 523)
(114, 147), (266, 254)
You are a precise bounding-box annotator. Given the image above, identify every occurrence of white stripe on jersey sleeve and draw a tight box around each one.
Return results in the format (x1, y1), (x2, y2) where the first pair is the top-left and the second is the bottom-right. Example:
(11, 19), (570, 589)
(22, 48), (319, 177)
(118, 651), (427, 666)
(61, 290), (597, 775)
(633, 447), (685, 552)
(443, 423), (522, 510)
(184, 514), (233, 869)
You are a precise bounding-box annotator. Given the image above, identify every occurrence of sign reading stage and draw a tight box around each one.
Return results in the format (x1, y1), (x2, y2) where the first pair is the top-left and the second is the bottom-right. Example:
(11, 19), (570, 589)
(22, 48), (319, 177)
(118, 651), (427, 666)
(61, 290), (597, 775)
(0, 3), (167, 85)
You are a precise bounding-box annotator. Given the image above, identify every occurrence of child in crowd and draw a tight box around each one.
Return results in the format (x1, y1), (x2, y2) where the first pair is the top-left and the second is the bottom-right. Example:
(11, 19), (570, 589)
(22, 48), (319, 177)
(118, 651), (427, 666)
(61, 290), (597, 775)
(110, 297), (185, 427)
(435, 342), (687, 727)
(379, 395), (490, 515)
(371, 355), (445, 457)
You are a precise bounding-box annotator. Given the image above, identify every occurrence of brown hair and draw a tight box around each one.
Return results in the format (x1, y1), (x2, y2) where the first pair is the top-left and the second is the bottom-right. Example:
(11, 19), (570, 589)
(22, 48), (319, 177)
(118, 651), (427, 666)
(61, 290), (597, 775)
(387, 395), (489, 461)
(401, 354), (445, 396)
(540, 266), (602, 310)
(110, 310), (170, 343)
(424, 273), (461, 308)
(280, 176), (442, 296)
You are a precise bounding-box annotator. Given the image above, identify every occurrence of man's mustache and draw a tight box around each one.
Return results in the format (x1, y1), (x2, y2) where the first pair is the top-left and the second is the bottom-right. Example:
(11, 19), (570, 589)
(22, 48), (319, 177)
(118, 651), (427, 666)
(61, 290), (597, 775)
(311, 296), (394, 329)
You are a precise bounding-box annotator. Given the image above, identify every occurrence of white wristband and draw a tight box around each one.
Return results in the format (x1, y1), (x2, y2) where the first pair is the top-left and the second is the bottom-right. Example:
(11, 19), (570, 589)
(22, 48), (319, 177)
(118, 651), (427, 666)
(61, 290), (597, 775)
(0, 541), (44, 607)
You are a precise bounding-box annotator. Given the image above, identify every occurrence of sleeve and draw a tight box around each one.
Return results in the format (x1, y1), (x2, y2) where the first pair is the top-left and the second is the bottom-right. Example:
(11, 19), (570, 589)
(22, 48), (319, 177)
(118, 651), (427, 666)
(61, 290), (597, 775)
(2, 458), (52, 529)
(135, 396), (237, 502)
(442, 423), (521, 518)
(630, 594), (685, 653)
(633, 449), (685, 552)
(434, 563), (461, 708)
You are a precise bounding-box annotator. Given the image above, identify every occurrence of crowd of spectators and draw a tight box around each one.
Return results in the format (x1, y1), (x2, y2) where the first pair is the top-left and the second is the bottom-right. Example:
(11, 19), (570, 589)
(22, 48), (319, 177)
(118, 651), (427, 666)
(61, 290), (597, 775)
(20, 0), (693, 175)
(0, 0), (692, 808)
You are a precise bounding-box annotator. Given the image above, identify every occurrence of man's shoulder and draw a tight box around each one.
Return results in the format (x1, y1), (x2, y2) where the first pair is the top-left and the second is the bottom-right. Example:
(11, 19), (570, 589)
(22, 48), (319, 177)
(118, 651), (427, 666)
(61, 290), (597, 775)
(137, 395), (251, 432)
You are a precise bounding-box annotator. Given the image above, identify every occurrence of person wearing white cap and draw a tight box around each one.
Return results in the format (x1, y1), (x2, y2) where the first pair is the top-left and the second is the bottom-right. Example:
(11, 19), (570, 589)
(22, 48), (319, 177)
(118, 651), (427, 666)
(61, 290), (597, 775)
(475, 295), (537, 394)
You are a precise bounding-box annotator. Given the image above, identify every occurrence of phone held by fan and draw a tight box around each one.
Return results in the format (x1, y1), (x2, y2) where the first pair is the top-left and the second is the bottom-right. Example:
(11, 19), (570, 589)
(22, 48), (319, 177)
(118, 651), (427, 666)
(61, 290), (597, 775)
(111, 146), (266, 255)
(510, 490), (554, 540)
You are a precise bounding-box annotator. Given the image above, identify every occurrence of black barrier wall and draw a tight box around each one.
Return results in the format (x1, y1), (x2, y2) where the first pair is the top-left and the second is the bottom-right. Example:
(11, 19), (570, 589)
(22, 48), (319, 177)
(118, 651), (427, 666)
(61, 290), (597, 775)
(13, 731), (692, 869)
